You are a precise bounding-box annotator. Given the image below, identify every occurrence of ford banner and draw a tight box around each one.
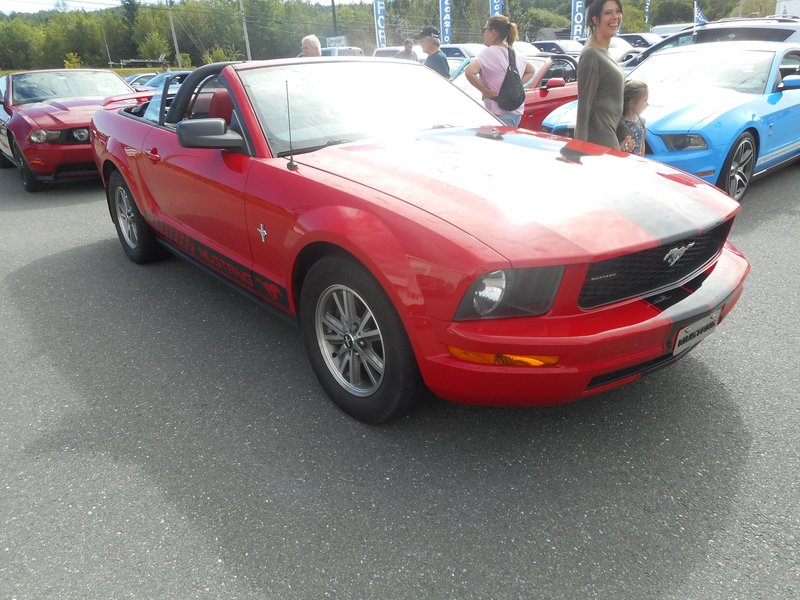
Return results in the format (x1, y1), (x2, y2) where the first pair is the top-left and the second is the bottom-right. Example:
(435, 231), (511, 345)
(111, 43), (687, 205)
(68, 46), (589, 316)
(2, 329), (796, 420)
(373, 0), (386, 48)
(571, 0), (585, 40)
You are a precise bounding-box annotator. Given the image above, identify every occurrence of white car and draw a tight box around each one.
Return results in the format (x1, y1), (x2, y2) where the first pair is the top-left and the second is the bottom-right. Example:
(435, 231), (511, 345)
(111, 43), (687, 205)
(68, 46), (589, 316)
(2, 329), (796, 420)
(372, 45), (427, 62)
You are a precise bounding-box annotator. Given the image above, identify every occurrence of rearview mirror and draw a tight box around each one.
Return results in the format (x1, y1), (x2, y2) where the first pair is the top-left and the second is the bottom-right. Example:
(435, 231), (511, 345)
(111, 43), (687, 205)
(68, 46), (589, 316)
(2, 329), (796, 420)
(545, 78), (566, 89)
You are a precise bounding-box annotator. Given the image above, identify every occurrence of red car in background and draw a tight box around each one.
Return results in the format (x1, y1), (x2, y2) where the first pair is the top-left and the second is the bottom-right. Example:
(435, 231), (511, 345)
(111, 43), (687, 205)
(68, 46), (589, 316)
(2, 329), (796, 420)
(0, 69), (135, 192)
(91, 60), (749, 423)
(450, 54), (578, 130)
(520, 54), (578, 130)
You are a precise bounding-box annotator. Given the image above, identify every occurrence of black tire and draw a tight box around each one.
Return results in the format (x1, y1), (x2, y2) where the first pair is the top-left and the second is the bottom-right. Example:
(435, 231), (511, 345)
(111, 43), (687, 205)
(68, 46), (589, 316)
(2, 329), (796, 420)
(300, 255), (423, 423)
(13, 139), (43, 192)
(0, 148), (12, 169)
(716, 131), (756, 201)
(107, 170), (166, 264)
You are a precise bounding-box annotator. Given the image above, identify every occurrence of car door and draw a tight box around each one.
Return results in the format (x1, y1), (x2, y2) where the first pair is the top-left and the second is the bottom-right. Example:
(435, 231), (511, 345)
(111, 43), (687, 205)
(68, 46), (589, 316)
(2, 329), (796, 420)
(757, 50), (800, 170)
(522, 59), (578, 130)
(239, 159), (307, 312)
(137, 91), (253, 288)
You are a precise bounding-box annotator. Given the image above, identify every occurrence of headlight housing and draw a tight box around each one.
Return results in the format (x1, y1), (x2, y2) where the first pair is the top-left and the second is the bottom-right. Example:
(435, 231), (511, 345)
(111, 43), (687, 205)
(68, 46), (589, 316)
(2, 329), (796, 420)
(661, 133), (708, 151)
(71, 127), (90, 142)
(455, 267), (563, 320)
(29, 129), (61, 144)
(28, 127), (90, 144)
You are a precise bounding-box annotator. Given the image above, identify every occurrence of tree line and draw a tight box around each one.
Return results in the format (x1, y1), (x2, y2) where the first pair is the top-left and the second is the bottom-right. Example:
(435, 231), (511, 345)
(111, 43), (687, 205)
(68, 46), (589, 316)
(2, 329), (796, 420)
(0, 0), (775, 71)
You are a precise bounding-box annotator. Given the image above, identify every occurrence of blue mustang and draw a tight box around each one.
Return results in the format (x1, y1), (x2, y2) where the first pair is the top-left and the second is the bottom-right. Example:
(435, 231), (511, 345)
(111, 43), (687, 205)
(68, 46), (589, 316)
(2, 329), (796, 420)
(541, 41), (800, 200)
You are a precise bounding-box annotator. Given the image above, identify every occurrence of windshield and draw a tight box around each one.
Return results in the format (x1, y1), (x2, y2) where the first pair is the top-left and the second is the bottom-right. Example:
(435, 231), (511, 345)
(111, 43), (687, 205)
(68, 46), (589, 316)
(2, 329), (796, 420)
(11, 70), (131, 105)
(630, 47), (774, 95)
(238, 61), (497, 157)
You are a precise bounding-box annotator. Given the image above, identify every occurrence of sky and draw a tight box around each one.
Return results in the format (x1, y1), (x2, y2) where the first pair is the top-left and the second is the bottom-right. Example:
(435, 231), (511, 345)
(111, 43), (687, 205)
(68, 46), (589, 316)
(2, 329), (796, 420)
(1, 0), (160, 15)
(1, 0), (365, 15)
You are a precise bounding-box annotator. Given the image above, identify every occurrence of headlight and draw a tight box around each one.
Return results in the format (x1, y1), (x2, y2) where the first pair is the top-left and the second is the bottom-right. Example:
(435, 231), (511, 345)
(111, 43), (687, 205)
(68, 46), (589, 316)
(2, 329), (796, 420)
(661, 134), (708, 151)
(455, 267), (564, 320)
(29, 129), (60, 144)
(70, 128), (90, 142)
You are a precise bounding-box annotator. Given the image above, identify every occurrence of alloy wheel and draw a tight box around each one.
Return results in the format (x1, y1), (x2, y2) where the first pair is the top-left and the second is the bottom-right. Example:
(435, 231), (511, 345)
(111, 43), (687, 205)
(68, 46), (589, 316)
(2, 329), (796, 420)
(314, 284), (385, 397)
(725, 136), (755, 201)
(114, 185), (139, 249)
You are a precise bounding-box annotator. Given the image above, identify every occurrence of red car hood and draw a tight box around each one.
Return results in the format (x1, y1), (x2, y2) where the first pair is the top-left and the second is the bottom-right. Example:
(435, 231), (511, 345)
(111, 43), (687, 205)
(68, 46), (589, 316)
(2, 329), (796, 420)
(18, 97), (103, 128)
(296, 128), (740, 266)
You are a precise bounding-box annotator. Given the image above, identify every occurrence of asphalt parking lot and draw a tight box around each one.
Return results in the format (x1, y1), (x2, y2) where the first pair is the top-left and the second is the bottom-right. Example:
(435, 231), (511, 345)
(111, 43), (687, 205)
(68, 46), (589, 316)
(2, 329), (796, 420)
(1, 164), (798, 599)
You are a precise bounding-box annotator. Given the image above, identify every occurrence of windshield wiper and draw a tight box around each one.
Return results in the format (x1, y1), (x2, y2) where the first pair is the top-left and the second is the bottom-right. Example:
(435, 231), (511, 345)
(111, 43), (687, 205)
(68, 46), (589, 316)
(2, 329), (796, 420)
(277, 138), (352, 158)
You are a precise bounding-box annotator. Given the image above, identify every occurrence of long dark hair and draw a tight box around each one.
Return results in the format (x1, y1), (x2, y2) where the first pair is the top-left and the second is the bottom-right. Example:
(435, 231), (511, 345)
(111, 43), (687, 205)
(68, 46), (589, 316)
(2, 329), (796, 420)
(585, 0), (623, 35)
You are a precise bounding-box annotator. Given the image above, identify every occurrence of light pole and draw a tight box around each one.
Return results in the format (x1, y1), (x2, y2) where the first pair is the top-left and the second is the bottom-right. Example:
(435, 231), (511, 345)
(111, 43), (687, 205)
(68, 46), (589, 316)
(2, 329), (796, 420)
(238, 0), (252, 60)
(332, 0), (338, 37)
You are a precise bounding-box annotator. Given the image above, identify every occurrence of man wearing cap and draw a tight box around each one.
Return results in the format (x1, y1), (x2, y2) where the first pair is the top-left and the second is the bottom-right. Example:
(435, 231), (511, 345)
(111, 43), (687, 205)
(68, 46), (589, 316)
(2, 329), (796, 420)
(395, 39), (418, 61)
(419, 26), (449, 78)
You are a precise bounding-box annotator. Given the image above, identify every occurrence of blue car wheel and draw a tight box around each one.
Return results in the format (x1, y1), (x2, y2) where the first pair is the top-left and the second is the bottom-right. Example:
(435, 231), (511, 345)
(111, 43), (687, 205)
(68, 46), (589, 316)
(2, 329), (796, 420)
(717, 132), (756, 201)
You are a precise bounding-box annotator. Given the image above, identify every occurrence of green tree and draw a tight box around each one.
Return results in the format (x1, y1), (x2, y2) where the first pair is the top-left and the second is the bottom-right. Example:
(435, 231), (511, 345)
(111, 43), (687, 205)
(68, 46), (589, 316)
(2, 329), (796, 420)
(64, 51), (81, 67)
(40, 11), (106, 68)
(0, 19), (45, 69)
(138, 30), (170, 60)
(651, 0), (694, 25)
(201, 44), (241, 63)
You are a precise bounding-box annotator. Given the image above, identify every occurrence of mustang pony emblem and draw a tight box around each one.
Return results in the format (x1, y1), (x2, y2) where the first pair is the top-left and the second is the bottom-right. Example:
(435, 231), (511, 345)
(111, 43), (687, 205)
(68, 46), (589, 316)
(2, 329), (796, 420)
(663, 242), (695, 266)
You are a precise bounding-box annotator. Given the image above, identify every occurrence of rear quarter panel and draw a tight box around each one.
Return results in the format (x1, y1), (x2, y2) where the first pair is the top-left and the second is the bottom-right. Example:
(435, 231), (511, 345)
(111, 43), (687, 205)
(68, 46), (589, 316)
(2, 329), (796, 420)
(92, 107), (157, 218)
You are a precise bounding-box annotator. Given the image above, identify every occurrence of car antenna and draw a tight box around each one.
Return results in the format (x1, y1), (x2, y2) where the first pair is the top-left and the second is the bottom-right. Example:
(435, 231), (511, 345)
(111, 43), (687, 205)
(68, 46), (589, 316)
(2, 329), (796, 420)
(285, 80), (298, 171)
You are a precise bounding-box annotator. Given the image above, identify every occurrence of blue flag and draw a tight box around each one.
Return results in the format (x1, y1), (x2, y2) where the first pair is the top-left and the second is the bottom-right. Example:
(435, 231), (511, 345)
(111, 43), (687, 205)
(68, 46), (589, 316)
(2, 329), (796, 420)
(571, 0), (586, 40)
(373, 0), (386, 47)
(694, 1), (709, 25)
(441, 0), (453, 43)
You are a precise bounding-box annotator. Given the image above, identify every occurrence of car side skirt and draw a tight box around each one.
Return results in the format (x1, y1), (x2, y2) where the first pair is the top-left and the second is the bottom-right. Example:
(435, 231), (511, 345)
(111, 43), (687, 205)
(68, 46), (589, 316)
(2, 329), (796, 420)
(153, 223), (296, 326)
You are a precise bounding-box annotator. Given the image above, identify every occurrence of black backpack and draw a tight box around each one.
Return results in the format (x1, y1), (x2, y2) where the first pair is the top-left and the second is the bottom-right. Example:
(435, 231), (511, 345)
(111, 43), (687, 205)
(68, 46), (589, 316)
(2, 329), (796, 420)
(494, 47), (525, 111)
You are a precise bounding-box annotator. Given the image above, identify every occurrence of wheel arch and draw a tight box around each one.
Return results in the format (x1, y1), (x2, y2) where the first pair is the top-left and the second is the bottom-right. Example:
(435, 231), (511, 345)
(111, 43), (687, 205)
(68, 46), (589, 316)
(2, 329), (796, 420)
(98, 145), (148, 223)
(290, 223), (426, 325)
(287, 203), (503, 326)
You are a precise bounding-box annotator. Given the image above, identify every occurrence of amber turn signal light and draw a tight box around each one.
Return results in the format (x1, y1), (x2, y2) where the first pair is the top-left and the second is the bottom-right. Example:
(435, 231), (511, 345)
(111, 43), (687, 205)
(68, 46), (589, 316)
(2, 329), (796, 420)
(448, 346), (559, 367)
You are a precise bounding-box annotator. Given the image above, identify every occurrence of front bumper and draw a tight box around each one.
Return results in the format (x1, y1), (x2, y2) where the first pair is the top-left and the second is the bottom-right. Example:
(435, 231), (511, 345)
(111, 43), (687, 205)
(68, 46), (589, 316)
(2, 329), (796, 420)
(21, 143), (99, 181)
(410, 243), (749, 406)
(647, 147), (723, 187)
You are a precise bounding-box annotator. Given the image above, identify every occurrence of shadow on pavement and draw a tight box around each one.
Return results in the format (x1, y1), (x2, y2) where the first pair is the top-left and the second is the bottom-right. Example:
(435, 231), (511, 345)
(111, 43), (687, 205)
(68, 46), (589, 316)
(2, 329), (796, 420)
(4, 239), (750, 598)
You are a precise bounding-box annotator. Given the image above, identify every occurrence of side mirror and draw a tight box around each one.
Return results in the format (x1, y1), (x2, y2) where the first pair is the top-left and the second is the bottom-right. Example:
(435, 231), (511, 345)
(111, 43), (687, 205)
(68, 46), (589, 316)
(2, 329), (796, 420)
(779, 74), (800, 91)
(545, 78), (566, 89)
(177, 118), (246, 151)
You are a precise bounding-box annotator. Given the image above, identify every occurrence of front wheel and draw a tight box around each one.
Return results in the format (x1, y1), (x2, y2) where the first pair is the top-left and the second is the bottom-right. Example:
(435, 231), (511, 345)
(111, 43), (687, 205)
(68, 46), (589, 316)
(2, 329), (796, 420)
(300, 256), (422, 423)
(13, 140), (43, 192)
(717, 132), (755, 201)
(107, 170), (166, 264)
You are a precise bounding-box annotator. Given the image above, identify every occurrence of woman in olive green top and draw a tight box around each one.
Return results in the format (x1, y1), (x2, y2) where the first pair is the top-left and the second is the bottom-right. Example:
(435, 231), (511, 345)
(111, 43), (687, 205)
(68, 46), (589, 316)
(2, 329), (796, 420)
(575, 0), (625, 150)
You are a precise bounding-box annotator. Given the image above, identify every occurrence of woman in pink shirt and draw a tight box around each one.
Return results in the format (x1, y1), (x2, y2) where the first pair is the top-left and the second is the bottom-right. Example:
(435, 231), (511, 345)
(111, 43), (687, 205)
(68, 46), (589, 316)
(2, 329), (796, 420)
(465, 15), (535, 127)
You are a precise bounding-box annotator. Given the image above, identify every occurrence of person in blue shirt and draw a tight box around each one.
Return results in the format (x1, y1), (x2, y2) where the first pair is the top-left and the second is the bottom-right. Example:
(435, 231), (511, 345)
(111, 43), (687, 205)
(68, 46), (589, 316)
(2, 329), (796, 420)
(418, 27), (449, 78)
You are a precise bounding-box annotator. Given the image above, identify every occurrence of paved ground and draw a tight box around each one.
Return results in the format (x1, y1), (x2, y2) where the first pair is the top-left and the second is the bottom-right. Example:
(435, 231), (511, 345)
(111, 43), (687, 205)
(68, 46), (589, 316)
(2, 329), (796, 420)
(0, 163), (798, 599)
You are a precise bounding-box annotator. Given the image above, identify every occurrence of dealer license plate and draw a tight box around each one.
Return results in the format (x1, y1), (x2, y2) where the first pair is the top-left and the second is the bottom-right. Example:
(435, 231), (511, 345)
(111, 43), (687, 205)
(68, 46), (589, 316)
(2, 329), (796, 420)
(673, 312), (718, 356)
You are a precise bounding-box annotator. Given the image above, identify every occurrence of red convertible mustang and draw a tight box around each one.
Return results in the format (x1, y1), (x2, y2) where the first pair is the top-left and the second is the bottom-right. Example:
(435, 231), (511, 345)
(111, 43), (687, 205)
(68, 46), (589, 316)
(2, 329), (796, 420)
(0, 69), (134, 192)
(91, 60), (750, 423)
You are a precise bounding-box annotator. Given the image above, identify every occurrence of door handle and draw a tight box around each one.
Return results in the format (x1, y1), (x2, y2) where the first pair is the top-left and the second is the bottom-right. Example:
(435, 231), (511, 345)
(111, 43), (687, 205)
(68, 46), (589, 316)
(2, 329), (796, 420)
(144, 148), (161, 163)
